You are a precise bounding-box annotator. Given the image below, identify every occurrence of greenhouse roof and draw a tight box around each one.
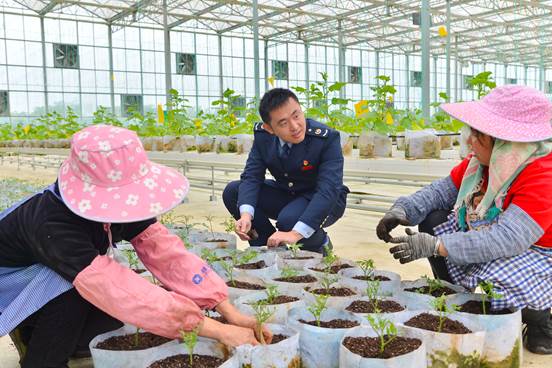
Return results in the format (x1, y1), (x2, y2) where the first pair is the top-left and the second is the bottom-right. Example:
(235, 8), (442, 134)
(6, 0), (552, 67)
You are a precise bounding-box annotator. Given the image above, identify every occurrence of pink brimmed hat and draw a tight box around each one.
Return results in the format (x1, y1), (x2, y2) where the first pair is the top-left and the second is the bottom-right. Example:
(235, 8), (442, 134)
(58, 124), (189, 222)
(441, 85), (552, 142)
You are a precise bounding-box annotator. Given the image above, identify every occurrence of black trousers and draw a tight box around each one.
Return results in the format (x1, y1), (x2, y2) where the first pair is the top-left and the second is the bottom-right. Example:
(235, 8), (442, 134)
(15, 288), (122, 368)
(417, 209), (454, 283)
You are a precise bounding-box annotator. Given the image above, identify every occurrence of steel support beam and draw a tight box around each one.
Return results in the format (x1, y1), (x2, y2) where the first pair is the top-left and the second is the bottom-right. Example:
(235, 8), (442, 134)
(445, 0), (451, 99)
(39, 0), (59, 15)
(40, 16), (49, 113)
(163, 0), (172, 105)
(338, 19), (345, 97)
(218, 33), (224, 99)
(108, 24), (115, 113)
(421, 0), (431, 122)
(253, 0), (260, 101)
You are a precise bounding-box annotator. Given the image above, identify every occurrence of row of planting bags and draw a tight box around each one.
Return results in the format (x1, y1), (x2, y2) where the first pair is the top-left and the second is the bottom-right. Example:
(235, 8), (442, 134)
(0, 129), (468, 160)
(101, 234), (521, 368)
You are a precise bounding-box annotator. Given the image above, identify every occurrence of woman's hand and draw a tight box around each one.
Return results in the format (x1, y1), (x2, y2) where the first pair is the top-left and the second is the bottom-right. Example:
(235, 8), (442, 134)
(198, 317), (260, 347)
(215, 299), (273, 344)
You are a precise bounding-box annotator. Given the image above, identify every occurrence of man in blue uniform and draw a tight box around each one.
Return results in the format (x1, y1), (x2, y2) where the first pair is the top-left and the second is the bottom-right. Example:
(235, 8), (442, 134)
(222, 88), (349, 253)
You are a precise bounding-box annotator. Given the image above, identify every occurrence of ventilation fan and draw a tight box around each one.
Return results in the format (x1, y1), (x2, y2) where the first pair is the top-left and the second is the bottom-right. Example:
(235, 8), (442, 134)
(176, 53), (196, 75)
(53, 44), (79, 69)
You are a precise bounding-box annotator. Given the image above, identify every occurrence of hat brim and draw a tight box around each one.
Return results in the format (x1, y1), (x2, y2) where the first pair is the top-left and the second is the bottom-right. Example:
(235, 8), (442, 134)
(58, 160), (189, 223)
(441, 101), (552, 143)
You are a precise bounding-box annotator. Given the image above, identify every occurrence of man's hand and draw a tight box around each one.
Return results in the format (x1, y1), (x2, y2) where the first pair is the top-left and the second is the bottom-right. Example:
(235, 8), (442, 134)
(266, 230), (303, 248)
(376, 206), (410, 242)
(235, 214), (253, 241)
(389, 228), (439, 264)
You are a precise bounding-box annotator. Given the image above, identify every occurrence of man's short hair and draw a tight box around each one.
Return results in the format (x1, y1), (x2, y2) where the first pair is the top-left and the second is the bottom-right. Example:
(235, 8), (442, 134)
(259, 88), (300, 124)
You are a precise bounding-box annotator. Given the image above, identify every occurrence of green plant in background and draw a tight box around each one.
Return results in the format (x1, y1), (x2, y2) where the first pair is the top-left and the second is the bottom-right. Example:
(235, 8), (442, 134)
(122, 249), (140, 270)
(126, 107), (168, 137)
(264, 284), (279, 304)
(221, 217), (236, 233)
(366, 280), (381, 311)
(430, 92), (464, 133)
(292, 72), (352, 131)
(431, 295), (459, 333)
(280, 265), (299, 279)
(165, 89), (195, 136)
(202, 215), (217, 240)
(365, 314), (398, 357)
(307, 294), (329, 327)
(356, 75), (399, 135)
(478, 280), (503, 315)
(180, 327), (199, 366)
(251, 301), (274, 344)
(237, 249), (258, 266)
(357, 259), (375, 279)
(466, 71), (496, 99)
(287, 243), (302, 258)
(203, 89), (251, 136)
(92, 106), (123, 127)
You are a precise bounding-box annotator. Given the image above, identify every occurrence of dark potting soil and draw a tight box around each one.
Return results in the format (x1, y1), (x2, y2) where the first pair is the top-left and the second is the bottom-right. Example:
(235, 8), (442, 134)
(299, 319), (360, 329)
(148, 354), (225, 368)
(343, 335), (422, 359)
(95, 332), (172, 351)
(404, 285), (458, 297)
(270, 334), (289, 344)
(273, 275), (318, 283)
(345, 299), (405, 314)
(236, 260), (267, 270)
(210, 315), (228, 323)
(132, 268), (147, 274)
(404, 313), (471, 334)
(284, 256), (314, 260)
(205, 239), (227, 243)
(310, 263), (353, 274)
(225, 280), (265, 290)
(458, 300), (512, 315)
(258, 295), (300, 304)
(308, 287), (356, 297)
(352, 275), (391, 281)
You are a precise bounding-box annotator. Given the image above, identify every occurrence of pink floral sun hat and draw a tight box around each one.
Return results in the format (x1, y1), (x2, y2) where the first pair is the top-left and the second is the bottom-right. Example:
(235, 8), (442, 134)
(441, 85), (552, 142)
(58, 124), (189, 222)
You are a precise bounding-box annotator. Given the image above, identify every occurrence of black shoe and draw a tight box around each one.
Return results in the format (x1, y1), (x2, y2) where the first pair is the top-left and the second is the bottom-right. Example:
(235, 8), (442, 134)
(522, 308), (552, 355)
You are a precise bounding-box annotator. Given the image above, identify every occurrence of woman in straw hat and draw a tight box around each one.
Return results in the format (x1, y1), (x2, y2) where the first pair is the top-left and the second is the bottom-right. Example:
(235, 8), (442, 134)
(0, 125), (271, 367)
(377, 85), (552, 354)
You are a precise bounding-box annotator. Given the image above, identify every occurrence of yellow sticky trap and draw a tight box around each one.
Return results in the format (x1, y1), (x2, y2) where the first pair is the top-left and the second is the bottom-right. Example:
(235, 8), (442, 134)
(354, 100), (370, 117)
(438, 26), (448, 37)
(388, 95), (394, 103)
(23, 125), (30, 134)
(267, 76), (275, 87)
(385, 112), (394, 125)
(157, 104), (164, 124)
(194, 119), (202, 129)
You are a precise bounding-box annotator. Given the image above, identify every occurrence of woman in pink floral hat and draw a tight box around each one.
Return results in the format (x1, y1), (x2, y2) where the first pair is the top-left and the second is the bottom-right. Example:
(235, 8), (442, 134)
(1, 125), (271, 368)
(377, 85), (552, 354)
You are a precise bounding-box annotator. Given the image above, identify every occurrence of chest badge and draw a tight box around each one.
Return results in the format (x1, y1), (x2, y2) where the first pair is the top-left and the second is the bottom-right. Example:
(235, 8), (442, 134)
(302, 159), (314, 171)
(315, 128), (321, 135)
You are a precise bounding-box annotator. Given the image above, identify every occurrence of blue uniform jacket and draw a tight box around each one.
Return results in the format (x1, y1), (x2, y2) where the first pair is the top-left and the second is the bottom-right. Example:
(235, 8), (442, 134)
(238, 118), (349, 230)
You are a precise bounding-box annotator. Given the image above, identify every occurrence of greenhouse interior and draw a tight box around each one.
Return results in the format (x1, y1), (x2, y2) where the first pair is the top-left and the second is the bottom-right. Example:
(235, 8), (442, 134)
(0, 0), (551, 367)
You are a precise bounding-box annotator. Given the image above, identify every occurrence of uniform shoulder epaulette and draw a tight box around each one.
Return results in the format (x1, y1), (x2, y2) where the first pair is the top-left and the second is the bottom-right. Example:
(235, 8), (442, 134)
(305, 126), (330, 138)
(253, 122), (268, 133)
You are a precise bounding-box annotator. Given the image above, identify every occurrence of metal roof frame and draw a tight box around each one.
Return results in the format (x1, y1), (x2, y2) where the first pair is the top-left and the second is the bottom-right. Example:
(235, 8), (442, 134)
(6, 0), (552, 67)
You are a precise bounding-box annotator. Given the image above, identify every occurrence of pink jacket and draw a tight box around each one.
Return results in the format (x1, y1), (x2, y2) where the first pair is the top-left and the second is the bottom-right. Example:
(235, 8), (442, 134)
(73, 222), (228, 339)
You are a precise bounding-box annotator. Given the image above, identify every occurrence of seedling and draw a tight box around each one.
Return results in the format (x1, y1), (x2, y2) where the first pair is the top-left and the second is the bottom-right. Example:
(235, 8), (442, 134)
(431, 295), (459, 333)
(221, 260), (236, 287)
(365, 314), (398, 357)
(307, 294), (329, 327)
(280, 266), (299, 279)
(321, 246), (338, 271)
(478, 280), (503, 315)
(288, 243), (302, 258)
(221, 217), (236, 233)
(366, 280), (381, 311)
(264, 284), (279, 304)
(420, 275), (445, 295)
(122, 249), (140, 270)
(251, 301), (274, 344)
(237, 249), (258, 266)
(319, 274), (338, 294)
(133, 327), (140, 347)
(200, 248), (219, 265)
(203, 215), (217, 240)
(180, 327), (199, 366)
(357, 259), (375, 279)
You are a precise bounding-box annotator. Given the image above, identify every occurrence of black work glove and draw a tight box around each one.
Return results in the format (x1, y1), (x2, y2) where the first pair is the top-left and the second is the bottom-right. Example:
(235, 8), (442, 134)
(376, 206), (410, 242)
(389, 228), (439, 264)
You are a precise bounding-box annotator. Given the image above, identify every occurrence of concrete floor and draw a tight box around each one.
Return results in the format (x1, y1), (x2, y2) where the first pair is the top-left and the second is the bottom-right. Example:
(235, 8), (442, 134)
(0, 156), (549, 367)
